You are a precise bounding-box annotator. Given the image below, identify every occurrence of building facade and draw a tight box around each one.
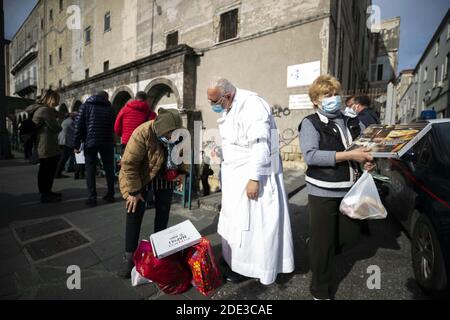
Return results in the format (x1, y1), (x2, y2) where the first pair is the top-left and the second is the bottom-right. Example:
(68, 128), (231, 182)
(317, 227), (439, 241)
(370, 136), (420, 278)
(366, 16), (400, 123)
(8, 1), (40, 99)
(395, 69), (414, 123)
(399, 9), (450, 121)
(369, 17), (400, 89)
(8, 0), (374, 180)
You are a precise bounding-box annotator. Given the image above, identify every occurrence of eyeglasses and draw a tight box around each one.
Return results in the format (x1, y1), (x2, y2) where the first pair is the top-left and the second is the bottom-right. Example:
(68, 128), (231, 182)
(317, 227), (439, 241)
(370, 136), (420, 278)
(209, 95), (225, 105)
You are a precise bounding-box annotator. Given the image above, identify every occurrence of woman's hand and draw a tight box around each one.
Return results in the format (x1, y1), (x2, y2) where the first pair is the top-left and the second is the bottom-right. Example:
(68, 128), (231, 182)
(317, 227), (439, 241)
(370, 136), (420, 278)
(126, 194), (145, 213)
(337, 148), (373, 164)
(247, 180), (259, 200)
(348, 148), (374, 163)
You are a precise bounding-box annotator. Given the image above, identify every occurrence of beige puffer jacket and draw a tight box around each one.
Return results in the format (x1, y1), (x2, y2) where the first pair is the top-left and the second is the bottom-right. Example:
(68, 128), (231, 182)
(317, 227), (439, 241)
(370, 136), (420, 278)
(119, 121), (165, 199)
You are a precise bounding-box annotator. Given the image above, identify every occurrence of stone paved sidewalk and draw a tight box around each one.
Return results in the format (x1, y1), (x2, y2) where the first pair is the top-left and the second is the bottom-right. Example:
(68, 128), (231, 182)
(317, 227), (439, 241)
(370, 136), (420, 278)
(0, 154), (427, 300)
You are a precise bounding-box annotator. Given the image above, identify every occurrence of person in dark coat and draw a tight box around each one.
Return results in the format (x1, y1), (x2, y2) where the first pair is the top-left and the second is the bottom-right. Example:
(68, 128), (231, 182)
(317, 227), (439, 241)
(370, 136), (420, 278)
(351, 95), (380, 127)
(200, 152), (214, 196)
(72, 91), (116, 206)
(346, 95), (379, 237)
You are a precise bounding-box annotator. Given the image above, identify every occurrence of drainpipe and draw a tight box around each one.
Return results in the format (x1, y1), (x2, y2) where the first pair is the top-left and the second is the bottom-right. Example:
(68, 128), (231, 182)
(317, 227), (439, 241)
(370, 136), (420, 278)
(333, 0), (342, 77)
(150, 0), (155, 55)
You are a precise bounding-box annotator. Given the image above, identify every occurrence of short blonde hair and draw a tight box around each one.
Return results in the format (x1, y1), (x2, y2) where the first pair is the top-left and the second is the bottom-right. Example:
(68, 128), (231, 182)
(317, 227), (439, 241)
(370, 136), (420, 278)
(37, 89), (60, 108)
(309, 75), (342, 106)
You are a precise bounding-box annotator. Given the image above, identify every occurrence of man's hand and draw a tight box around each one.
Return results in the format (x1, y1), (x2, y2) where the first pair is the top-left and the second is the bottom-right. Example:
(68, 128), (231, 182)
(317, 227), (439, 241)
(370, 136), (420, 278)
(126, 194), (145, 213)
(246, 180), (259, 200)
(74, 149), (81, 154)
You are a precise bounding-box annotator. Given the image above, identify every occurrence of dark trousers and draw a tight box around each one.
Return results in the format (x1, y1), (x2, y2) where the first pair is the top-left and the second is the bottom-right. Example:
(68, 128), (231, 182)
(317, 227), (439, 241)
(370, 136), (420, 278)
(24, 139), (33, 160)
(55, 145), (74, 176)
(84, 144), (115, 200)
(201, 176), (211, 196)
(66, 153), (76, 172)
(125, 187), (174, 253)
(74, 164), (85, 179)
(308, 195), (361, 299)
(38, 155), (60, 195)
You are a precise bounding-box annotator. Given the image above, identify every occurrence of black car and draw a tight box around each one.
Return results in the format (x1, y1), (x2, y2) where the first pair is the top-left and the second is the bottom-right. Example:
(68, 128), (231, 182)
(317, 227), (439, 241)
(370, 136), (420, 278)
(375, 119), (450, 297)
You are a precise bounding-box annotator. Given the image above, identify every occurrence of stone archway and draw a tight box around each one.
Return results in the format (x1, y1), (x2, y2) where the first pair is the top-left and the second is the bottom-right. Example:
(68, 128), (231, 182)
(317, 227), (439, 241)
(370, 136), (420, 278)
(58, 103), (69, 121)
(72, 100), (82, 112)
(112, 90), (133, 115)
(144, 78), (181, 112)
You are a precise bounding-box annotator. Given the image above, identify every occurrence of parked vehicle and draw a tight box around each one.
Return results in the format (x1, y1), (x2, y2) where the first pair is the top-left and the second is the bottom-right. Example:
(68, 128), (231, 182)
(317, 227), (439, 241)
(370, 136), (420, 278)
(375, 119), (450, 297)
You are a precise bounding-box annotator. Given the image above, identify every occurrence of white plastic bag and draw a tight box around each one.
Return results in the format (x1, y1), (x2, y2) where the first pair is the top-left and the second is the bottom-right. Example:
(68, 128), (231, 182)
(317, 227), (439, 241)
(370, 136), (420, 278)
(131, 266), (153, 287)
(75, 143), (85, 164)
(340, 172), (387, 220)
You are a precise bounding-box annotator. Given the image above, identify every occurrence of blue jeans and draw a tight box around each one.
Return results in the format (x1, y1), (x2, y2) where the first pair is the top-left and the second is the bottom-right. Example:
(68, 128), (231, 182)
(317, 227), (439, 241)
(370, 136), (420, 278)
(84, 144), (115, 200)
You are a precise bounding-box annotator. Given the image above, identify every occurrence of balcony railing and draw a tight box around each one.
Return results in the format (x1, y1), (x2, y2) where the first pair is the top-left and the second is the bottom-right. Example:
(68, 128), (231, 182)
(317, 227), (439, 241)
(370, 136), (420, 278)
(10, 44), (38, 75)
(15, 77), (37, 95)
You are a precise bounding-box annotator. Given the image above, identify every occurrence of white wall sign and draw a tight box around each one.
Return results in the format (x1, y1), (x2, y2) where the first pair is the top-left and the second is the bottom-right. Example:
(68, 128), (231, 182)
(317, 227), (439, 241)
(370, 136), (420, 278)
(289, 94), (314, 110)
(287, 61), (321, 88)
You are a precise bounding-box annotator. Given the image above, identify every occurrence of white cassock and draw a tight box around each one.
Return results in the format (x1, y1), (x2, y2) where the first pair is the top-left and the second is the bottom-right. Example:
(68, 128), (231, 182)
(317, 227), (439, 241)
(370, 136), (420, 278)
(217, 88), (295, 285)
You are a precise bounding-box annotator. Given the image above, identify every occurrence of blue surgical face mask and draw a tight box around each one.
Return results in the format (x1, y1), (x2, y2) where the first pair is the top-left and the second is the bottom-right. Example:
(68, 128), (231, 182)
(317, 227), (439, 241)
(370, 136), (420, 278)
(211, 96), (225, 113)
(321, 95), (342, 113)
(212, 104), (225, 113)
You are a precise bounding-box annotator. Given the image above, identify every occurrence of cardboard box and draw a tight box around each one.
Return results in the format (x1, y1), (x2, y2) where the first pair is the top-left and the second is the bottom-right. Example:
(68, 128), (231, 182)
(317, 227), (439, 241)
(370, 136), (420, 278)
(150, 220), (201, 259)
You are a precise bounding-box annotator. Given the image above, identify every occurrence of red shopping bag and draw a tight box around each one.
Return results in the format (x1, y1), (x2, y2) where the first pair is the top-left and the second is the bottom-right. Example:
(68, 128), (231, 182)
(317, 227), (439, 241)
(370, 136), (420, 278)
(186, 237), (223, 296)
(133, 240), (192, 295)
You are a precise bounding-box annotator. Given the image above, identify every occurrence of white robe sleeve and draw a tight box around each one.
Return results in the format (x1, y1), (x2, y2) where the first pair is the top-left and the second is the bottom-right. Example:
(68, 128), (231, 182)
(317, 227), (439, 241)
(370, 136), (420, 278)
(240, 96), (272, 181)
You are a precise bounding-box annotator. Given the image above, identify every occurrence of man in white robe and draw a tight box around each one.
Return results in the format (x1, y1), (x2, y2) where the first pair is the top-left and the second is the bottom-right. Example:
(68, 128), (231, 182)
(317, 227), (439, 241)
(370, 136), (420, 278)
(207, 78), (294, 285)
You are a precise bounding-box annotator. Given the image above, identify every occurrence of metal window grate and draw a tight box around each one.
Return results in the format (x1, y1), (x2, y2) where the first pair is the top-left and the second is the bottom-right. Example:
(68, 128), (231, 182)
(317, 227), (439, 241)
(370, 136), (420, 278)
(219, 9), (238, 42)
(166, 31), (179, 49)
(104, 12), (111, 32)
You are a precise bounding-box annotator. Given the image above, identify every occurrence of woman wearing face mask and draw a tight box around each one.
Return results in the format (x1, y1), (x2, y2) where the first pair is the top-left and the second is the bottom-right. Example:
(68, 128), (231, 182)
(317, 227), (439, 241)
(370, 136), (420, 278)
(117, 108), (183, 278)
(298, 75), (375, 300)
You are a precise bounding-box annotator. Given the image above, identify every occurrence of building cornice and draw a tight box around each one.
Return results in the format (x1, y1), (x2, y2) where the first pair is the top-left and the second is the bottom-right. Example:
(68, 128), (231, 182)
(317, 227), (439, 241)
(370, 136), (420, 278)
(59, 44), (198, 93)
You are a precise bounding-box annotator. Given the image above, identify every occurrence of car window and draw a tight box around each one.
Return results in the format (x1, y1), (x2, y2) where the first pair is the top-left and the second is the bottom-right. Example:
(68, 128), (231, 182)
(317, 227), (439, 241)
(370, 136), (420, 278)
(434, 123), (450, 163)
(417, 134), (432, 167)
(400, 133), (427, 165)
